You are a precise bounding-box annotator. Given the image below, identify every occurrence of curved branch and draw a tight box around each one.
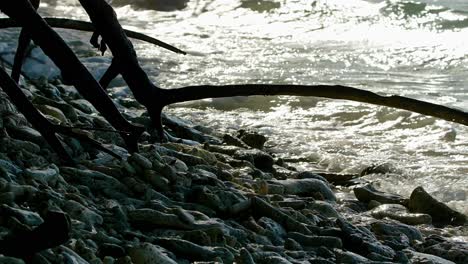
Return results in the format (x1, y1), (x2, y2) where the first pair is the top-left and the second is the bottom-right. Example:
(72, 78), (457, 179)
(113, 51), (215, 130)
(0, 17), (186, 55)
(163, 84), (468, 126)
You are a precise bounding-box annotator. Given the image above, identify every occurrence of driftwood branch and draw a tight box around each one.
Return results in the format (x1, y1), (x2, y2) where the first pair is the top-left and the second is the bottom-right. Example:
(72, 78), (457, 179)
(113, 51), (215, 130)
(0, 0), (144, 154)
(0, 17), (186, 55)
(161, 84), (468, 126)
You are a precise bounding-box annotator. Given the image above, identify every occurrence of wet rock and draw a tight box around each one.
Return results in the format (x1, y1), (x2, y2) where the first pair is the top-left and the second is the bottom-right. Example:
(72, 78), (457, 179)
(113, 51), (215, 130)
(251, 197), (311, 234)
(62, 200), (103, 230)
(154, 238), (234, 263)
(236, 248), (255, 264)
(369, 204), (432, 225)
(337, 218), (395, 260)
(0, 256), (25, 264)
(128, 208), (192, 230)
(354, 184), (408, 206)
(287, 232), (343, 248)
(0, 204), (43, 226)
(24, 166), (60, 186)
(223, 134), (250, 148)
(295, 171), (329, 184)
(360, 163), (398, 176)
(306, 201), (341, 218)
(403, 249), (455, 264)
(0, 159), (22, 174)
(36, 104), (68, 123)
(98, 243), (126, 258)
(415, 235), (468, 264)
(237, 130), (267, 149)
(128, 242), (177, 264)
(335, 249), (370, 264)
(233, 149), (274, 171)
(270, 179), (336, 202)
(129, 153), (153, 170)
(70, 99), (96, 114)
(371, 221), (423, 243)
(6, 125), (46, 145)
(409, 186), (466, 226)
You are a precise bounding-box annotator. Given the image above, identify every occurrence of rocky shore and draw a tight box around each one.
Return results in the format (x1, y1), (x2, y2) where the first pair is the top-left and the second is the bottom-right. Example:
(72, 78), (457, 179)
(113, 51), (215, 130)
(0, 77), (467, 264)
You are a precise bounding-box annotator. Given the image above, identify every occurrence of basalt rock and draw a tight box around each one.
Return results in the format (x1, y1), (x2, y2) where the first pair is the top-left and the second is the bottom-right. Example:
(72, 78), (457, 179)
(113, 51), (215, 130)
(409, 186), (466, 226)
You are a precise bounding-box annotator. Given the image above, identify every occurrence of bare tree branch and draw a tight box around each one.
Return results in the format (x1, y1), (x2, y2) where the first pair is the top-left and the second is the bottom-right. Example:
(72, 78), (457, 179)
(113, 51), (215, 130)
(162, 84), (468, 126)
(0, 17), (186, 55)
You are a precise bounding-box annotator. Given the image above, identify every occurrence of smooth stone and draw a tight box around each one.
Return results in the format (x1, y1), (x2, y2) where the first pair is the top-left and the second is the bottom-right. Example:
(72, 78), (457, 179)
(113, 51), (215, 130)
(0, 204), (43, 226)
(360, 163), (397, 176)
(233, 149), (274, 171)
(295, 171), (329, 184)
(24, 166), (60, 185)
(403, 249), (455, 264)
(238, 130), (267, 149)
(354, 184), (408, 206)
(270, 179), (336, 202)
(371, 221), (423, 243)
(129, 153), (153, 170)
(128, 208), (191, 230)
(98, 243), (126, 258)
(409, 186), (466, 226)
(7, 125), (46, 145)
(128, 243), (177, 264)
(0, 257), (25, 264)
(36, 104), (68, 123)
(0, 159), (22, 174)
(70, 99), (96, 114)
(153, 238), (230, 262)
(62, 200), (103, 230)
(337, 218), (395, 260)
(370, 204), (432, 225)
(287, 232), (343, 248)
(335, 249), (370, 264)
(236, 248), (255, 264)
(416, 235), (468, 264)
(306, 201), (341, 218)
(223, 134), (250, 148)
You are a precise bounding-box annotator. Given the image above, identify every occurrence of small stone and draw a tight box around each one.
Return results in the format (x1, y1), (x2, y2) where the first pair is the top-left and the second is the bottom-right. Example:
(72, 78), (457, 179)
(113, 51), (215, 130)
(36, 104), (68, 123)
(287, 232), (342, 248)
(24, 166), (60, 185)
(409, 186), (466, 226)
(130, 153), (153, 170)
(271, 179), (336, 202)
(0, 204), (44, 226)
(70, 99), (97, 114)
(370, 203), (432, 225)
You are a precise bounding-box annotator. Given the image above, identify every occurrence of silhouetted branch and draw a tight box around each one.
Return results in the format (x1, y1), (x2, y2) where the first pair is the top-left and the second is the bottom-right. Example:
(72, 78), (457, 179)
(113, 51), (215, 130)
(0, 17), (186, 55)
(162, 84), (468, 126)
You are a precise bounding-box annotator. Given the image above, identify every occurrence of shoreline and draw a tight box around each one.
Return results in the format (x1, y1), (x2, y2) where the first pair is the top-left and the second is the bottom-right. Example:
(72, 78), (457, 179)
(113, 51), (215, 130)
(0, 78), (467, 263)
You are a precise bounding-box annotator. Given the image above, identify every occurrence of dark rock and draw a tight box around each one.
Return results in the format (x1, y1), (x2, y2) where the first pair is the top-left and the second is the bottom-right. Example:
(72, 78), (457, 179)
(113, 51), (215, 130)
(238, 130), (267, 149)
(354, 184), (408, 206)
(98, 243), (126, 258)
(408, 186), (466, 226)
(234, 149), (275, 171)
(369, 204), (432, 225)
(360, 163), (397, 176)
(128, 242), (177, 264)
(288, 232), (342, 249)
(271, 179), (336, 202)
(403, 249), (455, 264)
(337, 218), (395, 260)
(415, 235), (468, 264)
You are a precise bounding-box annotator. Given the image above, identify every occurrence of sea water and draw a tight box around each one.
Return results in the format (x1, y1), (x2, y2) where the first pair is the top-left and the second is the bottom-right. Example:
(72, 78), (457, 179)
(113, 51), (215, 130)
(9, 0), (468, 231)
